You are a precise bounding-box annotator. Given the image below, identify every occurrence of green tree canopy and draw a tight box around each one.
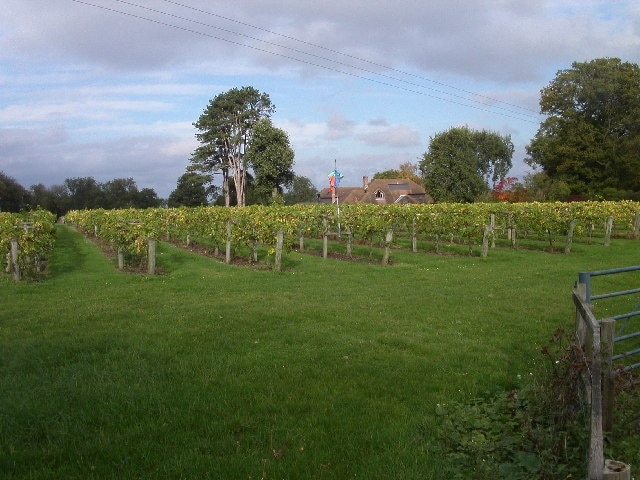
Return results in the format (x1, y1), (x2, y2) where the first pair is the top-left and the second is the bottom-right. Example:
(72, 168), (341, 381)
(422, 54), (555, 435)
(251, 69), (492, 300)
(419, 126), (513, 202)
(64, 177), (103, 210)
(372, 162), (421, 183)
(283, 175), (318, 204)
(0, 171), (31, 212)
(245, 118), (295, 204)
(28, 177), (161, 214)
(168, 172), (210, 207)
(102, 178), (140, 209)
(372, 169), (401, 180)
(191, 86), (275, 206)
(526, 58), (640, 199)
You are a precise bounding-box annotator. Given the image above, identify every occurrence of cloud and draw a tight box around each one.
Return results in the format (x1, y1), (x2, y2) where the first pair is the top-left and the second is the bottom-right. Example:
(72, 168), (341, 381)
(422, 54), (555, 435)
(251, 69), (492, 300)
(356, 122), (421, 148)
(1, 0), (639, 198)
(324, 112), (355, 140)
(3, 1), (638, 82)
(1, 125), (189, 198)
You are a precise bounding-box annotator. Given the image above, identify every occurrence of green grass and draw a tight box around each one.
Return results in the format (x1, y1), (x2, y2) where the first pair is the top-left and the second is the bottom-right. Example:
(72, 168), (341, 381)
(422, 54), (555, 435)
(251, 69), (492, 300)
(1, 225), (639, 479)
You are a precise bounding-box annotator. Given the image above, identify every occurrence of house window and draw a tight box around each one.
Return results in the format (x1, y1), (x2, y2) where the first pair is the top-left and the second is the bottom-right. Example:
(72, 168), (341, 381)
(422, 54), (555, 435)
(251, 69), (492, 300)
(375, 189), (384, 199)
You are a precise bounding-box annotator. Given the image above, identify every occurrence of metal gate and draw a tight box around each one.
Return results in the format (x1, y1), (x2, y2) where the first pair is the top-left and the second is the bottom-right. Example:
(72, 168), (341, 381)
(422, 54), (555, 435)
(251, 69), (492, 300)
(578, 266), (640, 372)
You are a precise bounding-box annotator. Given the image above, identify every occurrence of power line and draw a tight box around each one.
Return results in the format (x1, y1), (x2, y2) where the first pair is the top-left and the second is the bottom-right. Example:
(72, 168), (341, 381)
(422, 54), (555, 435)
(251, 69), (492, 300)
(112, 0), (538, 121)
(157, 0), (540, 118)
(70, 0), (541, 124)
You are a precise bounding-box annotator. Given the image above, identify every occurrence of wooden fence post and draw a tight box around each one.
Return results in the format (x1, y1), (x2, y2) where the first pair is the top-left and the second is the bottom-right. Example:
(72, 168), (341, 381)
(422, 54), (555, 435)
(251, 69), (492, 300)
(147, 238), (156, 275)
(588, 317), (605, 480)
(274, 230), (284, 272)
(600, 318), (616, 433)
(10, 238), (20, 281)
(382, 228), (393, 265)
(574, 288), (605, 479)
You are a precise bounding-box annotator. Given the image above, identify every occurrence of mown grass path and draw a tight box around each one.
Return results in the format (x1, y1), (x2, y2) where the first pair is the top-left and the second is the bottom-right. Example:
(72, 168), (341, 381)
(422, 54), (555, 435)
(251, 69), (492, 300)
(1, 225), (638, 478)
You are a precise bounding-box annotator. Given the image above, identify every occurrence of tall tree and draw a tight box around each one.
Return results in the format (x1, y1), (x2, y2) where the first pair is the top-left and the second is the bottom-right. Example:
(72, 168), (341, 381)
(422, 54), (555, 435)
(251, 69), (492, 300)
(102, 178), (140, 209)
(245, 119), (295, 204)
(168, 172), (210, 207)
(372, 162), (421, 183)
(192, 86), (275, 207)
(136, 188), (162, 209)
(0, 172), (31, 212)
(526, 58), (640, 198)
(64, 177), (103, 210)
(372, 169), (401, 180)
(419, 126), (513, 202)
(283, 175), (318, 204)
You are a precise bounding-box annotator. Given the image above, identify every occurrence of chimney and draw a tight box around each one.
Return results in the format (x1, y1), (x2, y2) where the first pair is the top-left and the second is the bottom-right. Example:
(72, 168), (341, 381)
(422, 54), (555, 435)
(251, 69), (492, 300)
(363, 176), (369, 191)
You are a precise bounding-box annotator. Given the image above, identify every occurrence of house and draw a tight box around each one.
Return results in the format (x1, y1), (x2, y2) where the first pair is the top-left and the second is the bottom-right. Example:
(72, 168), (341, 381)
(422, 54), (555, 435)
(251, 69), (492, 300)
(318, 176), (433, 204)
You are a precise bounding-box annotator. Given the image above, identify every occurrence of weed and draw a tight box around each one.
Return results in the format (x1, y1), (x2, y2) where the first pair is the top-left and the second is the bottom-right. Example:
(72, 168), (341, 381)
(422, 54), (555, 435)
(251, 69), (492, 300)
(433, 329), (591, 479)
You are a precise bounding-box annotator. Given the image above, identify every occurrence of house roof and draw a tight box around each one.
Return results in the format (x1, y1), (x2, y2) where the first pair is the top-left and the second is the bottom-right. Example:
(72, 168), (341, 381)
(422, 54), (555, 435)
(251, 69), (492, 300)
(318, 178), (433, 204)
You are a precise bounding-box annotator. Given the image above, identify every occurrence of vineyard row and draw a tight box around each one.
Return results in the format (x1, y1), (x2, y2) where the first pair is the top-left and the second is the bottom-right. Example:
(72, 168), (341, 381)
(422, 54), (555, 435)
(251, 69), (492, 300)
(0, 210), (57, 280)
(64, 201), (640, 263)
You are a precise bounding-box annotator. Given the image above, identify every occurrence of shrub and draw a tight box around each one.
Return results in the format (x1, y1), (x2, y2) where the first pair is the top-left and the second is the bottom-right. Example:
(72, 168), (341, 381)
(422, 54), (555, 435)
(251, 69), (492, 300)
(432, 329), (590, 479)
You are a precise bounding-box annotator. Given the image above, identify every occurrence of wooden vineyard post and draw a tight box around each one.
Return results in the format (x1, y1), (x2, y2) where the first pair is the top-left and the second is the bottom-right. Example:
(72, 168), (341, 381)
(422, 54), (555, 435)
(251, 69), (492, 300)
(322, 218), (329, 260)
(274, 230), (284, 272)
(345, 228), (352, 257)
(490, 214), (496, 248)
(412, 216), (418, 253)
(633, 211), (640, 239)
(10, 238), (20, 281)
(252, 233), (258, 263)
(508, 214), (517, 247)
(225, 220), (232, 264)
(147, 238), (156, 275)
(604, 216), (613, 246)
(481, 224), (491, 258)
(117, 249), (124, 270)
(564, 219), (577, 253)
(382, 228), (393, 265)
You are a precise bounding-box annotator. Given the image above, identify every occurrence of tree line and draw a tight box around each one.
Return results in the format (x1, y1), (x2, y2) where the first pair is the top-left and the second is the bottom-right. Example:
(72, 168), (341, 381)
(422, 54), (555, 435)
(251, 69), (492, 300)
(187, 57), (640, 205)
(3, 57), (638, 212)
(0, 174), (162, 215)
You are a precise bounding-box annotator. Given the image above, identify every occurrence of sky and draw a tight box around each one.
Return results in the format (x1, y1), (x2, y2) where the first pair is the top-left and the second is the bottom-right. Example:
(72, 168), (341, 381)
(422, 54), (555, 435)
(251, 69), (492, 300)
(1, 0), (639, 199)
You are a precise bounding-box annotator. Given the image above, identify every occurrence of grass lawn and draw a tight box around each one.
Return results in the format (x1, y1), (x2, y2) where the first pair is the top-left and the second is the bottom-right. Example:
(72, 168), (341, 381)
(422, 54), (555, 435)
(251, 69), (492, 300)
(1, 225), (639, 479)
